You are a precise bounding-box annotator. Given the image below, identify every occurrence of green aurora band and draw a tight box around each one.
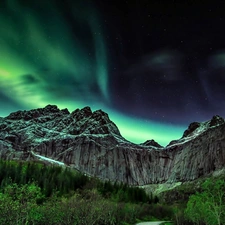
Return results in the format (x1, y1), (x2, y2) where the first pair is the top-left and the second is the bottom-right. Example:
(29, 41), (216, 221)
(0, 0), (185, 146)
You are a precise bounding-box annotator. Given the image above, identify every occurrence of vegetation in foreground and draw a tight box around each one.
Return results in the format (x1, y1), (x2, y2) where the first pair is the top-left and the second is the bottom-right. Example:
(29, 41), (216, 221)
(0, 159), (224, 225)
(164, 177), (225, 225)
(0, 160), (173, 225)
(185, 178), (225, 225)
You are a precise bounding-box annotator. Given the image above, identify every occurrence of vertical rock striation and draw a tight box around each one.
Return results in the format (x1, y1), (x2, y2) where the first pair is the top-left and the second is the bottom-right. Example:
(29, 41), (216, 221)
(0, 105), (225, 185)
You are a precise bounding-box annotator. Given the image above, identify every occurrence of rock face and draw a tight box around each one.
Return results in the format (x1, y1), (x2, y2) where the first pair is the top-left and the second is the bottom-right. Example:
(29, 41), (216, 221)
(0, 105), (225, 185)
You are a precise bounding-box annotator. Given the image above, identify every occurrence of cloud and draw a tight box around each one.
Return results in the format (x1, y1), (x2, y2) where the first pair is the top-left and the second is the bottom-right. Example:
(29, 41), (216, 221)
(125, 49), (184, 82)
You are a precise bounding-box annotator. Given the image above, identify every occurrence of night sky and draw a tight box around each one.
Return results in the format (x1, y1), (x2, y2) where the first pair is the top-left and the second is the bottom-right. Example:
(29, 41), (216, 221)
(1, 0), (225, 146)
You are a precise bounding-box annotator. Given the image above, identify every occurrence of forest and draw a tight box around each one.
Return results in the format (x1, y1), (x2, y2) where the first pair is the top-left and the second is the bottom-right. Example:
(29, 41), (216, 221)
(0, 160), (224, 225)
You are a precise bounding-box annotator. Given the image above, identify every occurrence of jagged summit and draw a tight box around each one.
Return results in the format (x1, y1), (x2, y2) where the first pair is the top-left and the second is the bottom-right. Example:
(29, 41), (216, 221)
(140, 139), (163, 148)
(6, 105), (69, 120)
(209, 115), (225, 127)
(4, 105), (121, 137)
(182, 122), (201, 138)
(167, 115), (225, 147)
(1, 105), (225, 185)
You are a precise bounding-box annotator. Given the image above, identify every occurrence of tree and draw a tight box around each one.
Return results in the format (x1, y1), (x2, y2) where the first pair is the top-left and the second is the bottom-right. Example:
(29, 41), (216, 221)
(0, 182), (44, 225)
(185, 178), (225, 225)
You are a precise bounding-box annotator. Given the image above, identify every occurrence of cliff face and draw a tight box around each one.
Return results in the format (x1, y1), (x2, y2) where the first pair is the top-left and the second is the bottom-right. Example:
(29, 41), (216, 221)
(0, 105), (225, 185)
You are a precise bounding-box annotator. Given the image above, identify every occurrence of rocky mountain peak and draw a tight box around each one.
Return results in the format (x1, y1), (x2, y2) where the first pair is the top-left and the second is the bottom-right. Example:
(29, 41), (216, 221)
(68, 106), (121, 136)
(71, 106), (92, 120)
(181, 115), (225, 139)
(141, 139), (163, 148)
(1, 106), (225, 186)
(182, 122), (201, 138)
(43, 104), (60, 113)
(6, 104), (69, 121)
(92, 110), (111, 124)
(209, 115), (225, 127)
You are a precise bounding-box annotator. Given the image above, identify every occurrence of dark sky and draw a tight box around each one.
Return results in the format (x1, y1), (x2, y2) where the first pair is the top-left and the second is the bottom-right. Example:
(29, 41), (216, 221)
(1, 0), (225, 145)
(102, 1), (225, 122)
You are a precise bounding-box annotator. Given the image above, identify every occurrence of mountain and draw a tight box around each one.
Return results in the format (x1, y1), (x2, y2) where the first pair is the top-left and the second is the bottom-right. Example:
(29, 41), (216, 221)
(0, 105), (225, 185)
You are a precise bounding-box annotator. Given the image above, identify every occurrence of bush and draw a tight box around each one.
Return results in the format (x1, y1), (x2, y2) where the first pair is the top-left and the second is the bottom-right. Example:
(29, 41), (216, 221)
(185, 178), (225, 225)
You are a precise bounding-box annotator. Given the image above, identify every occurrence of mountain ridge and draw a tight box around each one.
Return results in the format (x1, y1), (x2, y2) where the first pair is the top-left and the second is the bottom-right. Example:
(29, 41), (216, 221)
(0, 105), (225, 185)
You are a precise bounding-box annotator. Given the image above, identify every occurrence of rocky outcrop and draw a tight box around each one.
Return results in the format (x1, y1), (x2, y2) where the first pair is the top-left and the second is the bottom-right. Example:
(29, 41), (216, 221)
(0, 105), (225, 185)
(140, 139), (163, 148)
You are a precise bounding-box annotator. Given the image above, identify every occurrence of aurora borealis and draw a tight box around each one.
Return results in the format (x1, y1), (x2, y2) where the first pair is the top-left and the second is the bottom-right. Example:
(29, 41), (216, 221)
(1, 0), (225, 146)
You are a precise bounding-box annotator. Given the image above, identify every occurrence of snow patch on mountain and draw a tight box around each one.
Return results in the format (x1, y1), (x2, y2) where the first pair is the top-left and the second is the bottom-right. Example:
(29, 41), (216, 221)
(31, 151), (65, 166)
